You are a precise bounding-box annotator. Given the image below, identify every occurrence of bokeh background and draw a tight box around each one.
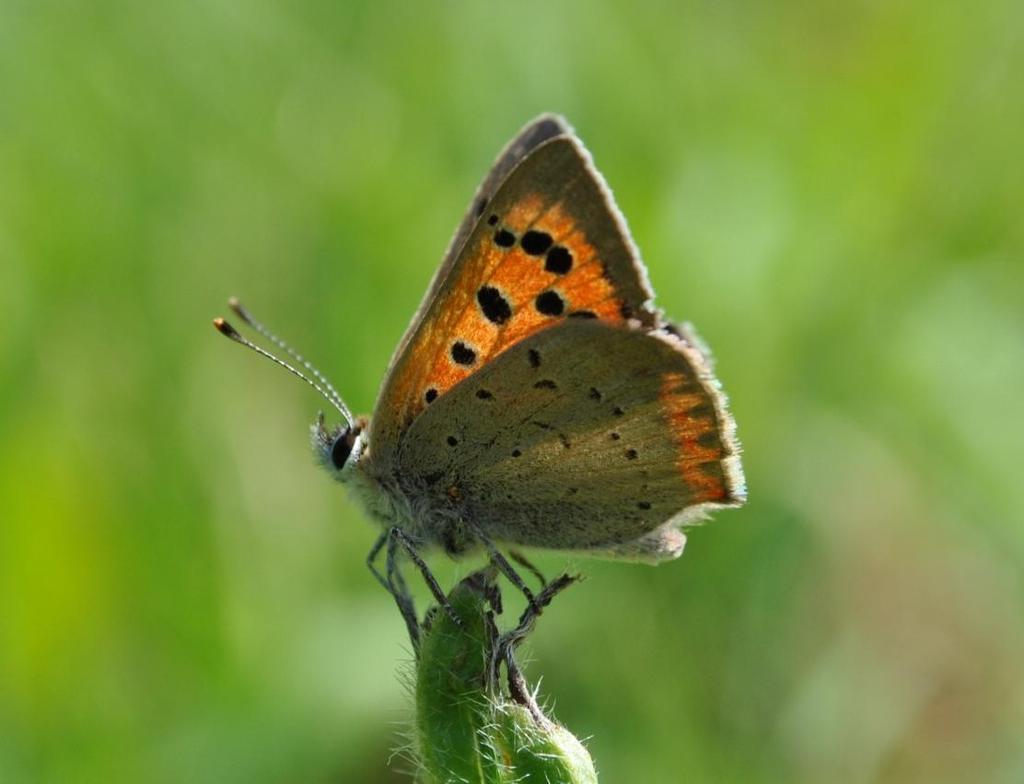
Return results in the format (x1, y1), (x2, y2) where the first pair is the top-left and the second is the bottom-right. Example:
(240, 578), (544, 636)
(2, 1), (1022, 782)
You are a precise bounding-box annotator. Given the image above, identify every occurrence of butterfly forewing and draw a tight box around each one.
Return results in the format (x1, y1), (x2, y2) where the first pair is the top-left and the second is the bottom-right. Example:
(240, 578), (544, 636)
(371, 132), (659, 469)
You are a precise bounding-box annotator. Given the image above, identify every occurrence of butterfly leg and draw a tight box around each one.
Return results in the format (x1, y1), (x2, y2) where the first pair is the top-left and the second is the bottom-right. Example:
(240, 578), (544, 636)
(508, 548), (547, 588)
(388, 526), (461, 627)
(366, 529), (393, 591)
(465, 521), (541, 614)
(371, 532), (420, 649)
(497, 573), (577, 721)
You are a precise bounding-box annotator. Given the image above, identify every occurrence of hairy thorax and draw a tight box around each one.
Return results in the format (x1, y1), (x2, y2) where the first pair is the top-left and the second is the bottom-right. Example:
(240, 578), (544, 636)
(355, 454), (475, 556)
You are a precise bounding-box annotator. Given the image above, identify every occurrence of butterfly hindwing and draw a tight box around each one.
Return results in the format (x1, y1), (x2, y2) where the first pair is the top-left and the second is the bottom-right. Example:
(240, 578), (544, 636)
(393, 319), (744, 554)
(371, 127), (658, 468)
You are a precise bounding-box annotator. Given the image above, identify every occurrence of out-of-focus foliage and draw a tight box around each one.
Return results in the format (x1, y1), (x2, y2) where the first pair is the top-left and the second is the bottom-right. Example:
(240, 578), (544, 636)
(1, 1), (1021, 782)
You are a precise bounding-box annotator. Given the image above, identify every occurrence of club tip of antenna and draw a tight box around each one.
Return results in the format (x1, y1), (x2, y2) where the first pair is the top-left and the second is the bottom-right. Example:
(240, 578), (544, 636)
(213, 317), (242, 340)
(227, 296), (251, 323)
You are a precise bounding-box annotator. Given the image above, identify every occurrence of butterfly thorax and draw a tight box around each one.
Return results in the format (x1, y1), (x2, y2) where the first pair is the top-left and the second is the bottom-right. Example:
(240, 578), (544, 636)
(359, 449), (477, 555)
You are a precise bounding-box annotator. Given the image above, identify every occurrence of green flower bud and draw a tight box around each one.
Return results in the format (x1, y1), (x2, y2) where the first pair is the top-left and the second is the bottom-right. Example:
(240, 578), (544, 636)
(414, 570), (597, 784)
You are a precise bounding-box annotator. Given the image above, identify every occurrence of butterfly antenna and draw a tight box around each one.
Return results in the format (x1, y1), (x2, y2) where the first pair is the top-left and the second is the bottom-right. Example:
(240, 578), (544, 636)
(212, 316), (353, 424)
(227, 297), (346, 410)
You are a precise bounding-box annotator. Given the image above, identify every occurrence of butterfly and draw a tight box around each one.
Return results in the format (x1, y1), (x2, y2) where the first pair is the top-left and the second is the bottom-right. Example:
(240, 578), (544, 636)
(215, 115), (745, 645)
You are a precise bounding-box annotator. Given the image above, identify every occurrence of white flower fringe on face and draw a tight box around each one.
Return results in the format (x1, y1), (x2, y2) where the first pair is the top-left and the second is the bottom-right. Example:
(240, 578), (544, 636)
(414, 569), (597, 784)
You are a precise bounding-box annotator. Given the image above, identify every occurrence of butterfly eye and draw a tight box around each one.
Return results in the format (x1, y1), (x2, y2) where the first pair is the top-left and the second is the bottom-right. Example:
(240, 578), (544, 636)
(331, 427), (359, 470)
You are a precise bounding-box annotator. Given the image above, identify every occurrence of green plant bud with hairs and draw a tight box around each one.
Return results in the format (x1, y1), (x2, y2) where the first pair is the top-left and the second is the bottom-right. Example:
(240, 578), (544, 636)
(414, 569), (597, 784)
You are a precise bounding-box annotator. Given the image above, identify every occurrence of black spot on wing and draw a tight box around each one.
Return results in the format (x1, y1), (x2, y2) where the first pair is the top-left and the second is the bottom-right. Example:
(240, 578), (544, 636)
(544, 246), (573, 275)
(477, 285), (512, 324)
(451, 341), (477, 366)
(494, 228), (516, 247)
(520, 230), (553, 255)
(528, 349), (541, 368)
(424, 388), (438, 404)
(535, 290), (565, 316)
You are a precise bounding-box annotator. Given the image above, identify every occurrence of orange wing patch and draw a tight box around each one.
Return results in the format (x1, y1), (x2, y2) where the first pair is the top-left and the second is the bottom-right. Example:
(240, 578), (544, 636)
(659, 371), (730, 503)
(394, 193), (628, 422)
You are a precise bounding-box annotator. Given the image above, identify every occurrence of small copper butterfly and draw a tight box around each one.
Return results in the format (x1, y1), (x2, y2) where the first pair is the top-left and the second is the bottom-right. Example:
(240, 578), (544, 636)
(215, 115), (746, 642)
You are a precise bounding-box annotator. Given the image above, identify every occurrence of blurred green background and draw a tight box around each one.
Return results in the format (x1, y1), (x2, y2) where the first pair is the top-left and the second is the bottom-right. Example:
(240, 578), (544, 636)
(2, 1), (1022, 782)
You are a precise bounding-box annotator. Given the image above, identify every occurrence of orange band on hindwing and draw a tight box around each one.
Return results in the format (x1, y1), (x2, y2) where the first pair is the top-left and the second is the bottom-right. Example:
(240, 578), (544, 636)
(659, 371), (729, 502)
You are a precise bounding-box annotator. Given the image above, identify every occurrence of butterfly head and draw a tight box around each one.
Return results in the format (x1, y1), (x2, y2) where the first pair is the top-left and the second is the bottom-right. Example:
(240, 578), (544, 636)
(312, 412), (368, 479)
